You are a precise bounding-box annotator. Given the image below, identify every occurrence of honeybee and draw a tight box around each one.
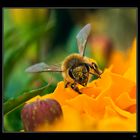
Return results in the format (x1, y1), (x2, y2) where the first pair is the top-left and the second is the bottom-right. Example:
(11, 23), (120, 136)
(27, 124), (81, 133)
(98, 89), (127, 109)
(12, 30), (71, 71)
(26, 24), (102, 94)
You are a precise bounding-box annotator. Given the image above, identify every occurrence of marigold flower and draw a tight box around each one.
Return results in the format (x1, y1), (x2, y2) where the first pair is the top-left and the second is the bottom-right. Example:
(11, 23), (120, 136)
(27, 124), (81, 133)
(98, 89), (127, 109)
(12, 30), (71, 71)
(23, 38), (136, 131)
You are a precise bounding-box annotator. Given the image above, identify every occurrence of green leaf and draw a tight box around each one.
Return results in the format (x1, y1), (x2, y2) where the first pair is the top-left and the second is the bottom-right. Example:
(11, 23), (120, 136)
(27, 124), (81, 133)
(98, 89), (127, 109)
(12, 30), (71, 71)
(3, 9), (15, 35)
(4, 107), (23, 132)
(4, 84), (50, 115)
(4, 20), (55, 90)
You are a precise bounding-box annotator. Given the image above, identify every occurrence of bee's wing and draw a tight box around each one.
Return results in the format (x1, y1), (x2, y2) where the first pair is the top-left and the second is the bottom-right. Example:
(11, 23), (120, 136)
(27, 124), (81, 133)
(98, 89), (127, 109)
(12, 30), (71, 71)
(25, 62), (62, 73)
(76, 24), (91, 56)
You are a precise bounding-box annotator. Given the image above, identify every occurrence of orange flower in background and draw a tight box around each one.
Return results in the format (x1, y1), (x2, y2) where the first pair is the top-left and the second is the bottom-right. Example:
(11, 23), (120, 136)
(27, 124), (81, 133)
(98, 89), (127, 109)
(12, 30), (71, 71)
(23, 38), (137, 131)
(108, 38), (136, 78)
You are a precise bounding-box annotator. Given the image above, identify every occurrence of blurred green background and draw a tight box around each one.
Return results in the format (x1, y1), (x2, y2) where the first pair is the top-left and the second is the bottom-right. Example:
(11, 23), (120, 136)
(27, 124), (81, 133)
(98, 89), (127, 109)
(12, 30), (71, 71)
(3, 8), (137, 132)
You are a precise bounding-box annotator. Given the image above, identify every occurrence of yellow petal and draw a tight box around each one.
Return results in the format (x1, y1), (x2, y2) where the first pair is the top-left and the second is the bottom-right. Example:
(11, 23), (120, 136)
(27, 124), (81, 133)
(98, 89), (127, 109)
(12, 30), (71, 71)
(98, 114), (136, 131)
(26, 95), (41, 104)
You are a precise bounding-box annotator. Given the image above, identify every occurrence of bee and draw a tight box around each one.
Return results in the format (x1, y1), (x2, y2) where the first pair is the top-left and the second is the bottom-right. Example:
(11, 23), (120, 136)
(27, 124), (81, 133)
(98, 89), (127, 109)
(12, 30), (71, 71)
(26, 24), (102, 94)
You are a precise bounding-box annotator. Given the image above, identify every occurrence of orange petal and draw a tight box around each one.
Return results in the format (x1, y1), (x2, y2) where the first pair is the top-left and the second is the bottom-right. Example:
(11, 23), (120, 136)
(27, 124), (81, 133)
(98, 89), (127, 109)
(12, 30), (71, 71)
(129, 85), (136, 99)
(107, 72), (135, 101)
(123, 38), (136, 82)
(104, 97), (134, 119)
(80, 113), (98, 131)
(125, 105), (136, 113)
(104, 105), (119, 118)
(60, 105), (82, 131)
(108, 51), (129, 75)
(42, 81), (78, 106)
(89, 68), (112, 91)
(115, 92), (136, 110)
(92, 69), (135, 102)
(66, 94), (105, 119)
(123, 66), (136, 83)
(59, 106), (99, 131)
(80, 87), (101, 98)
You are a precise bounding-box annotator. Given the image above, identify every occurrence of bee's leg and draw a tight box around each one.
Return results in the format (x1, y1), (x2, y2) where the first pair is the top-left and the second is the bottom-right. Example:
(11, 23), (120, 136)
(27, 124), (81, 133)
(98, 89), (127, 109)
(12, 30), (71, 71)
(71, 83), (82, 94)
(64, 80), (70, 88)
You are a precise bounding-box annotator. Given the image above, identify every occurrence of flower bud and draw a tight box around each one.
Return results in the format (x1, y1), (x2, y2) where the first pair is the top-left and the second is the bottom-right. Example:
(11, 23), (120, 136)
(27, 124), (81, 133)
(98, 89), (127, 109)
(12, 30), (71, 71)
(21, 98), (63, 131)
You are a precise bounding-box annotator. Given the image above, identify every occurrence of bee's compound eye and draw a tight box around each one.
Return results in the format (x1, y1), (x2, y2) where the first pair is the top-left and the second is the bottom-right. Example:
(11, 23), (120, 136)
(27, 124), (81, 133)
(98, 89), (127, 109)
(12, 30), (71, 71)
(69, 68), (74, 79)
(94, 64), (97, 68)
(84, 63), (90, 72)
(79, 77), (83, 81)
